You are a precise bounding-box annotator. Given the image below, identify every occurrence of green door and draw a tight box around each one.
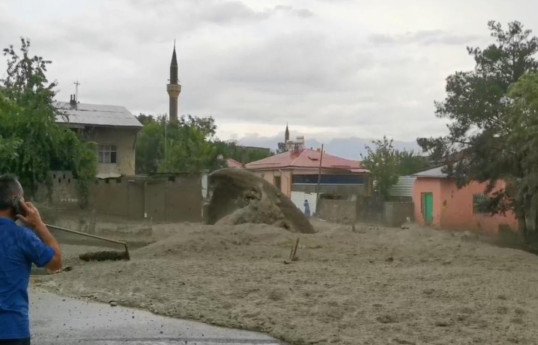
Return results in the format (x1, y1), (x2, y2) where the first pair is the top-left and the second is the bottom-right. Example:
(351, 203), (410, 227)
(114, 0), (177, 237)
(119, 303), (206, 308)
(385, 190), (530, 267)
(422, 193), (433, 224)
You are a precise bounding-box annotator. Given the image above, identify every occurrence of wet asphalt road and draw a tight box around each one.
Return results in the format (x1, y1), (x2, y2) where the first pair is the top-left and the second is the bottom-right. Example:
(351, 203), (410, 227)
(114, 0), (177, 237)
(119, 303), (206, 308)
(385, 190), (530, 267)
(30, 288), (283, 345)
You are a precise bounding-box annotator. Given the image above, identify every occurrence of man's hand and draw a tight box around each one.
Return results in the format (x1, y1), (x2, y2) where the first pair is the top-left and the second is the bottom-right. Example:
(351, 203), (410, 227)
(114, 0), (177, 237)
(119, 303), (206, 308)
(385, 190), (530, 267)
(16, 200), (45, 230)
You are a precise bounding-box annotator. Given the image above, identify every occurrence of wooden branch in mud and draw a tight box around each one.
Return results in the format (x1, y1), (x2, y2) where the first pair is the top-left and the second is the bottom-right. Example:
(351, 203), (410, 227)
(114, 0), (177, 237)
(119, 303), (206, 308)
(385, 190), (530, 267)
(284, 237), (300, 264)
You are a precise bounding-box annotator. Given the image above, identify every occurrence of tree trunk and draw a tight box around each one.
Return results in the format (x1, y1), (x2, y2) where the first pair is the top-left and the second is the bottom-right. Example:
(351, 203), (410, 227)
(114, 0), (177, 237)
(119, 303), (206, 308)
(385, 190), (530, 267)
(517, 213), (528, 242)
(518, 197), (538, 245)
(526, 193), (538, 245)
(515, 196), (529, 243)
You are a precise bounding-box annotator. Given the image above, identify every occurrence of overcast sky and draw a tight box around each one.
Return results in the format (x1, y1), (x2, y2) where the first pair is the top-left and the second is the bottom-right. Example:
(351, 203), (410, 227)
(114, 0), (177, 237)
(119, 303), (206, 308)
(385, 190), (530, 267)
(2, 0), (538, 145)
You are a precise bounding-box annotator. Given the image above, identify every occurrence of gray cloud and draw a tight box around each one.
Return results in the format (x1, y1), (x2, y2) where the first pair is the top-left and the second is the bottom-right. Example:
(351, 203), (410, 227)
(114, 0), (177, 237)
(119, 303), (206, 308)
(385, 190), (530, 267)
(194, 1), (270, 23)
(215, 32), (371, 90)
(173, 1), (315, 25)
(3, 0), (537, 148)
(369, 30), (483, 46)
(273, 5), (315, 18)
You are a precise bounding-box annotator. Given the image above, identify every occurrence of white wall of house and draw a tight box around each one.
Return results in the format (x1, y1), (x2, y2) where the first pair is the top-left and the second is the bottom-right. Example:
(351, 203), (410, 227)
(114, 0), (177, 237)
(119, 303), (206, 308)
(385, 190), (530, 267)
(290, 191), (318, 215)
(87, 127), (139, 177)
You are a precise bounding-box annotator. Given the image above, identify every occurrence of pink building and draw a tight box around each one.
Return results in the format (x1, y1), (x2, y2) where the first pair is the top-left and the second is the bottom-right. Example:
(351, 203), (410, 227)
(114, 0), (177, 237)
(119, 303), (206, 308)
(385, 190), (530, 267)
(246, 148), (369, 213)
(412, 167), (518, 234)
(246, 148), (367, 195)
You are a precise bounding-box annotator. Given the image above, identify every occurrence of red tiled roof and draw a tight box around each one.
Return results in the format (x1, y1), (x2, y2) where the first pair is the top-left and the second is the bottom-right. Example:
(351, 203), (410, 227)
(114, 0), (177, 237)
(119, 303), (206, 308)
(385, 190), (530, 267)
(246, 149), (365, 171)
(226, 158), (243, 169)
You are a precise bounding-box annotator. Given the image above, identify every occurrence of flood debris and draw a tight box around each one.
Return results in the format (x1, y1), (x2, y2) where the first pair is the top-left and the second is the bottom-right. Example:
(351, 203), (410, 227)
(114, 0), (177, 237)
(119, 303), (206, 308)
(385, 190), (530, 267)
(284, 237), (300, 264)
(207, 168), (315, 233)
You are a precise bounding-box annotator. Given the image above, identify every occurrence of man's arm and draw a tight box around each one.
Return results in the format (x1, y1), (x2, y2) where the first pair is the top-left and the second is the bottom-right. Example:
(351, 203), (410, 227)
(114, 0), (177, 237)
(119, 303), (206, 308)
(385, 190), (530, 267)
(17, 201), (62, 272)
(31, 221), (62, 272)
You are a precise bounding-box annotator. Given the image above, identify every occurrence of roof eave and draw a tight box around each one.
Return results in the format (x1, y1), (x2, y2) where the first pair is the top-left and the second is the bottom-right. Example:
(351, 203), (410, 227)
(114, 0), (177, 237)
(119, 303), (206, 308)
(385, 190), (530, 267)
(57, 122), (142, 129)
(247, 165), (366, 172)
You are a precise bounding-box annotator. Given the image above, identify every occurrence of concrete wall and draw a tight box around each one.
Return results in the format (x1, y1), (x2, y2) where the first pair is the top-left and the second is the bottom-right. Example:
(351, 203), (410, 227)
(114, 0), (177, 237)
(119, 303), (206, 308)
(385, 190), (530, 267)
(89, 177), (143, 219)
(356, 196), (413, 226)
(38, 171), (79, 206)
(85, 127), (139, 176)
(37, 172), (202, 222)
(356, 195), (384, 223)
(318, 199), (356, 223)
(384, 201), (414, 227)
(413, 178), (518, 234)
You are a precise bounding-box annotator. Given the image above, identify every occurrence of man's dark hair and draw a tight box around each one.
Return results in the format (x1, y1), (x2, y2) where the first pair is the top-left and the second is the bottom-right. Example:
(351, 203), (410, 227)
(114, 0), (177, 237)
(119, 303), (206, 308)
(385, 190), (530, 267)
(0, 174), (21, 210)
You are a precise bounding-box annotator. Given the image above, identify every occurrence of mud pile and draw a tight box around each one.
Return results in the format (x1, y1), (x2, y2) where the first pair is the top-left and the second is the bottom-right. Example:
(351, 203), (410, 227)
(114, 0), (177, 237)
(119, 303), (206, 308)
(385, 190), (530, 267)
(39, 220), (538, 345)
(207, 168), (315, 233)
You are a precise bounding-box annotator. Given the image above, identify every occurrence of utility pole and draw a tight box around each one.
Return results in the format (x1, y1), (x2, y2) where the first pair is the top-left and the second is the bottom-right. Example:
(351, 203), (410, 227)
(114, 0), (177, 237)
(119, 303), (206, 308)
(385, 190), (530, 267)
(74, 80), (80, 101)
(315, 144), (324, 216)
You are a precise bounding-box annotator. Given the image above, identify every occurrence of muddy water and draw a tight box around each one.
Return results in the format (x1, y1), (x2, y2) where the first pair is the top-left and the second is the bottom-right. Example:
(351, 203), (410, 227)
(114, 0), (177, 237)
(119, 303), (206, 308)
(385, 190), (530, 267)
(30, 287), (283, 345)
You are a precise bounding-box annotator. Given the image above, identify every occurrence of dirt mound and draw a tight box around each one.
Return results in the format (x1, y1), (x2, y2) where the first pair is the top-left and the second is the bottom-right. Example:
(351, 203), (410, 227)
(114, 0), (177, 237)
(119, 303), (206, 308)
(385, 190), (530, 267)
(207, 168), (315, 233)
(134, 223), (294, 259)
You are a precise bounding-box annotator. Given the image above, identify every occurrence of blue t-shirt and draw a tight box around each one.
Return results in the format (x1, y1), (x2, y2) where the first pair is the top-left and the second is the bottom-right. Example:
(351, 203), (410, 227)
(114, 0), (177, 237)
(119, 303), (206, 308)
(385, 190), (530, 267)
(0, 218), (54, 339)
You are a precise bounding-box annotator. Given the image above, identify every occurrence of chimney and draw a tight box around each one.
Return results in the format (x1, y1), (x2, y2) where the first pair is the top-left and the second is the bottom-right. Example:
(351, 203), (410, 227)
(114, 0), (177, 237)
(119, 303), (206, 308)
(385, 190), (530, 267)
(69, 94), (77, 109)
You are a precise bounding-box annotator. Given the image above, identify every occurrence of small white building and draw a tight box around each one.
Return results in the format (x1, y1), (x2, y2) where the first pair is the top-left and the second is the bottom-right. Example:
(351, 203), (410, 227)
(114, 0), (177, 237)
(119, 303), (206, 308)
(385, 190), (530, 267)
(55, 96), (142, 178)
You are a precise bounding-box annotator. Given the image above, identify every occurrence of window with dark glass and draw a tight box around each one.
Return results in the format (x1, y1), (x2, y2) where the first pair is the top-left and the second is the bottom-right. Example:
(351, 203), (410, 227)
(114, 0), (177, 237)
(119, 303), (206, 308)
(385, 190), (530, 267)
(98, 145), (117, 164)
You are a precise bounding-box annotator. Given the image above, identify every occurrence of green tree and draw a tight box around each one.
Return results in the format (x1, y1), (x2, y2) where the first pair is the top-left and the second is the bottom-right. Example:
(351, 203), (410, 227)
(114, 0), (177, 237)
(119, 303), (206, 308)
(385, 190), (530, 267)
(136, 113), (156, 126)
(497, 73), (538, 239)
(135, 114), (272, 174)
(135, 114), (223, 174)
(396, 150), (430, 176)
(361, 136), (399, 201)
(160, 124), (220, 173)
(0, 95), (23, 164)
(179, 115), (217, 139)
(213, 141), (272, 164)
(135, 119), (164, 174)
(417, 21), (538, 239)
(0, 38), (96, 202)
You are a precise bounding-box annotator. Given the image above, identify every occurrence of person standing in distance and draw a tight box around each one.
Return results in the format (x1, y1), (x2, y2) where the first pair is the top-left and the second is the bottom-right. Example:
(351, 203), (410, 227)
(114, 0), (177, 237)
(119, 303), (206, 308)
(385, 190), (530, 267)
(0, 174), (62, 345)
(304, 199), (311, 218)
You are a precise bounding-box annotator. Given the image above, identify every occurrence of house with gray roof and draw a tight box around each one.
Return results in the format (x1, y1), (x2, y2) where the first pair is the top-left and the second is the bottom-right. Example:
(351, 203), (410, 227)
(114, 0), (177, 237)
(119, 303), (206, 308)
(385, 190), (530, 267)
(55, 96), (142, 178)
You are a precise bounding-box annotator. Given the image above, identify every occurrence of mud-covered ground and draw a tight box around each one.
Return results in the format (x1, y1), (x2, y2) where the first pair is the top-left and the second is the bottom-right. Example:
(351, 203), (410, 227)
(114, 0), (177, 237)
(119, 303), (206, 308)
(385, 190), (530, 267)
(36, 220), (538, 345)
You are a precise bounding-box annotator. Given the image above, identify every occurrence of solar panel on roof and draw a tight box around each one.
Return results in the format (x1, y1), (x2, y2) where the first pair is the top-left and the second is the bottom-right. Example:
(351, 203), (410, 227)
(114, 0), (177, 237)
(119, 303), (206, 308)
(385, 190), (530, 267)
(54, 102), (142, 128)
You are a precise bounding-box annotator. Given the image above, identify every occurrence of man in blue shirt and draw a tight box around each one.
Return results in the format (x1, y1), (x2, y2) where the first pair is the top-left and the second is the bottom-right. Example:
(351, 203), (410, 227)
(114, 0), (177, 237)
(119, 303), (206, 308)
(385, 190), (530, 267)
(0, 175), (62, 345)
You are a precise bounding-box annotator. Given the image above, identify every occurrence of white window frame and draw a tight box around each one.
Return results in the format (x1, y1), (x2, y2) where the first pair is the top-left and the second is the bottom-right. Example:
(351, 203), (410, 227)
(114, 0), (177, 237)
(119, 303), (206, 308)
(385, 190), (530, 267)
(98, 144), (117, 164)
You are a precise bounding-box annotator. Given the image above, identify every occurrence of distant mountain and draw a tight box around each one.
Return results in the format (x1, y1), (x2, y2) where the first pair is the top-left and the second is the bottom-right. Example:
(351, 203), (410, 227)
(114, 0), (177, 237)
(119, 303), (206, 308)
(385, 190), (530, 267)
(238, 134), (420, 160)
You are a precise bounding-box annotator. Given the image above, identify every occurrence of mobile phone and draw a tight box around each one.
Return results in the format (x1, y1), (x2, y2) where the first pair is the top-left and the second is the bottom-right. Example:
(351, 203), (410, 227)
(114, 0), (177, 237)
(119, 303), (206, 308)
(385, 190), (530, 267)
(12, 196), (23, 216)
